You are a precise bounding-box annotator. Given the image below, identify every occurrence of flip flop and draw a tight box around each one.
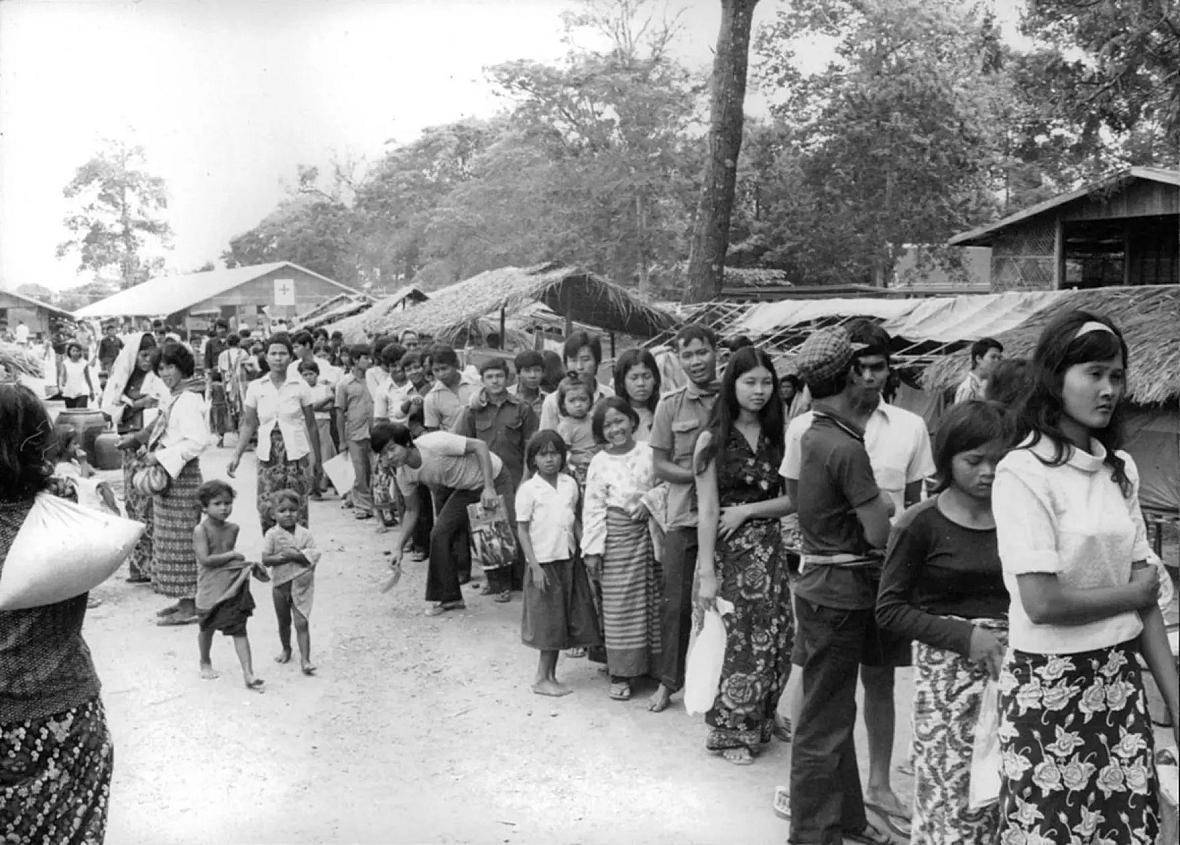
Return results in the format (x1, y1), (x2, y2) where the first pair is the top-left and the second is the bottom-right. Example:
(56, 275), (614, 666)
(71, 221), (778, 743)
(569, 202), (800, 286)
(608, 681), (631, 701)
(424, 601), (466, 617)
(493, 590), (511, 603)
(844, 819), (892, 845)
(864, 801), (911, 839)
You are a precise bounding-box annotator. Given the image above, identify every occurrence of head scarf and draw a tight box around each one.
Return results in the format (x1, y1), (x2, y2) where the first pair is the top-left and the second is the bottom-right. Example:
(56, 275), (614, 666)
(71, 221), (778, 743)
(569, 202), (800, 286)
(100, 332), (166, 426)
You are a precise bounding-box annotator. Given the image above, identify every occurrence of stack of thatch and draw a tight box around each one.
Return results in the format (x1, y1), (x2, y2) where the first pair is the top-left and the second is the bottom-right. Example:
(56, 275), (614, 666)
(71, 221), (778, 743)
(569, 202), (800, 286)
(923, 285), (1180, 405)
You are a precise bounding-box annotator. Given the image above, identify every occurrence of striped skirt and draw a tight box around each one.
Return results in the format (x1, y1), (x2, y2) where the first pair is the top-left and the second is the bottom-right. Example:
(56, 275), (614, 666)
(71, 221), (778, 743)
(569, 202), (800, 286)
(257, 428), (310, 535)
(999, 641), (1159, 844)
(600, 508), (662, 678)
(121, 448), (154, 580)
(910, 619), (1007, 845)
(151, 459), (203, 599)
(0, 697), (113, 845)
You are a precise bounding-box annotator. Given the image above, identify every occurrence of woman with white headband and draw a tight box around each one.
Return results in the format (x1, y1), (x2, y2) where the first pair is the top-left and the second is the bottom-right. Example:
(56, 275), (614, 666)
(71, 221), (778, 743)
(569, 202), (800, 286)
(991, 310), (1177, 843)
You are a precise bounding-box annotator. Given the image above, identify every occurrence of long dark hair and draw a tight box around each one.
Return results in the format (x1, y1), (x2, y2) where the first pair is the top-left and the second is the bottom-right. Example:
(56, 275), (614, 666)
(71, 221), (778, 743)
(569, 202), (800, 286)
(613, 348), (661, 414)
(1016, 309), (1131, 497)
(930, 400), (1011, 493)
(695, 346), (784, 474)
(0, 384), (57, 500)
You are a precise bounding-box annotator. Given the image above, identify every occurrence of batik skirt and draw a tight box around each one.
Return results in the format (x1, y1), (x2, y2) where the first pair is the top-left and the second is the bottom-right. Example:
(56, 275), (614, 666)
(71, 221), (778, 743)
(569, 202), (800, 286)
(122, 448), (154, 580)
(600, 508), (662, 678)
(0, 697), (113, 845)
(151, 458), (202, 599)
(257, 427), (311, 535)
(998, 640), (1159, 844)
(910, 618), (1007, 845)
(705, 517), (792, 752)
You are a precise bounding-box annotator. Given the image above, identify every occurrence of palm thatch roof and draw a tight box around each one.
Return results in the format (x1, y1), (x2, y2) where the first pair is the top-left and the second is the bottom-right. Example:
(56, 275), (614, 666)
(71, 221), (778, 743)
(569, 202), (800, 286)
(330, 263), (676, 343)
(923, 285), (1180, 405)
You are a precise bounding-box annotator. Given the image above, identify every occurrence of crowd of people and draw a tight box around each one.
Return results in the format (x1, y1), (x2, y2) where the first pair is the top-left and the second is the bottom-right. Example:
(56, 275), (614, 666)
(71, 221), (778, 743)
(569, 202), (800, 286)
(1, 307), (1177, 845)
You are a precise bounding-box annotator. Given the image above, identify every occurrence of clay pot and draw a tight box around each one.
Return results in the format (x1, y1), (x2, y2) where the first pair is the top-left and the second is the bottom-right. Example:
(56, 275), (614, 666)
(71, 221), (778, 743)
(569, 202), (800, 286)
(54, 408), (108, 464)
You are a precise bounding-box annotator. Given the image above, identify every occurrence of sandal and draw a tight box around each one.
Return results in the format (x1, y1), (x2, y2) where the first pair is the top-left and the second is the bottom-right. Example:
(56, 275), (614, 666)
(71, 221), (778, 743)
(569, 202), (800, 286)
(565, 647), (587, 659)
(157, 612), (197, 627)
(424, 600), (466, 617)
(608, 680), (632, 701)
(493, 590), (511, 603)
(844, 820), (892, 845)
(864, 801), (911, 839)
(720, 747), (753, 766)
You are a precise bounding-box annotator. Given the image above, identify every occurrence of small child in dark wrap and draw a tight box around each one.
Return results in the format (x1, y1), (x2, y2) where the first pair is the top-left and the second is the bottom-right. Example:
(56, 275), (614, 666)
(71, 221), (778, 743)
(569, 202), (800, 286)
(194, 479), (268, 692)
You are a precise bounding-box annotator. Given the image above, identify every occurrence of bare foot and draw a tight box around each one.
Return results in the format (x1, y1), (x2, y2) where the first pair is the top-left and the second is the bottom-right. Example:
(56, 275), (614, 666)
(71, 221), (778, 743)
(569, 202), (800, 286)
(274, 649), (292, 664)
(647, 684), (671, 713)
(865, 787), (910, 820)
(531, 680), (573, 697)
(301, 660), (316, 676)
(721, 747), (754, 766)
(245, 678), (265, 693)
(200, 664), (219, 680)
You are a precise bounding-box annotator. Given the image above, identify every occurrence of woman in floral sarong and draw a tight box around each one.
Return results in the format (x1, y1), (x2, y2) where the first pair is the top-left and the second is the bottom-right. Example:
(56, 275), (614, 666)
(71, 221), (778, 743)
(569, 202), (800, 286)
(694, 346), (794, 765)
(227, 333), (321, 535)
(101, 331), (167, 582)
(876, 400), (1011, 844)
(992, 310), (1178, 844)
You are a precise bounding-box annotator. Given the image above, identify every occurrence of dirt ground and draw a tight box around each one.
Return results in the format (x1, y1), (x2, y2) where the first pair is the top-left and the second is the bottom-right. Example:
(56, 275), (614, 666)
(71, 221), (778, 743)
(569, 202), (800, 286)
(83, 445), (1175, 845)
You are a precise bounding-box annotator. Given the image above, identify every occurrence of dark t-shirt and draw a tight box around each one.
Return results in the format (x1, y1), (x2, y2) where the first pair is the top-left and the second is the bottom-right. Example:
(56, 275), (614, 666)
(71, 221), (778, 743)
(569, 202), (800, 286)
(98, 335), (123, 366)
(793, 411), (881, 610)
(875, 498), (1008, 657)
(204, 336), (226, 372)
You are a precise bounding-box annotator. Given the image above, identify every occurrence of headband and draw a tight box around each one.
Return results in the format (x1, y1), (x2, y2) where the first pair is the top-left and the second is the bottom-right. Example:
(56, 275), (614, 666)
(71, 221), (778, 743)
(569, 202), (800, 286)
(1073, 320), (1116, 340)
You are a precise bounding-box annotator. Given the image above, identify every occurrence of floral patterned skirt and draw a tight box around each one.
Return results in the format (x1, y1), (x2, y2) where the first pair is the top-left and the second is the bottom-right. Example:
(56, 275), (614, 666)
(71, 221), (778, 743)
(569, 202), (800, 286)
(0, 697), (113, 845)
(705, 517), (792, 752)
(257, 428), (310, 535)
(998, 641), (1158, 844)
(911, 619), (1007, 845)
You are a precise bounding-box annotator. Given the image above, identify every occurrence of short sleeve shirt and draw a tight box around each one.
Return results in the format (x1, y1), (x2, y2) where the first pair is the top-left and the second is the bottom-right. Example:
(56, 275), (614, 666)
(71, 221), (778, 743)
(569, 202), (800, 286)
(515, 474), (579, 562)
(423, 381), (478, 431)
(334, 373), (373, 442)
(396, 431), (504, 496)
(649, 385), (717, 528)
(245, 376), (313, 461)
(792, 411), (881, 610)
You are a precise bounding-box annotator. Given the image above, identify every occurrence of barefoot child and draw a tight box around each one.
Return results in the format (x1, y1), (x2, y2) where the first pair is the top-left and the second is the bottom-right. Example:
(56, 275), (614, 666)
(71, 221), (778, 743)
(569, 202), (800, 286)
(262, 489), (322, 675)
(194, 480), (265, 691)
(517, 431), (601, 696)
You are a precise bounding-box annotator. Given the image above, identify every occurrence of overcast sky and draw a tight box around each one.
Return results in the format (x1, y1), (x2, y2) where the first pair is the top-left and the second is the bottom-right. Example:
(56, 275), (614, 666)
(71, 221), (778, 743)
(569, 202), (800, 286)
(0, 0), (786, 292)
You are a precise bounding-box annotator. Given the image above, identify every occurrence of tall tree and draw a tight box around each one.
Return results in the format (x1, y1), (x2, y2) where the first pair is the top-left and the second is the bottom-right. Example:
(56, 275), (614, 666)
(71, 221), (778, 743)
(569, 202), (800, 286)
(56, 140), (172, 289)
(683, 0), (759, 303)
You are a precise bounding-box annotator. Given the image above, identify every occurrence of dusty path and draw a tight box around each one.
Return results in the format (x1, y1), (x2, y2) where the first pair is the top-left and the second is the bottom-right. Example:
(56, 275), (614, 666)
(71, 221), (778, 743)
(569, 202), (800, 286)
(86, 443), (946, 845)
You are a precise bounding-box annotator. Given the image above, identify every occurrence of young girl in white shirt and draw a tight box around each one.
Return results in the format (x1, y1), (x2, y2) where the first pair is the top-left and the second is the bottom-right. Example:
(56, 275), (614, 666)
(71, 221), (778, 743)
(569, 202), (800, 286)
(516, 431), (600, 697)
(992, 310), (1177, 843)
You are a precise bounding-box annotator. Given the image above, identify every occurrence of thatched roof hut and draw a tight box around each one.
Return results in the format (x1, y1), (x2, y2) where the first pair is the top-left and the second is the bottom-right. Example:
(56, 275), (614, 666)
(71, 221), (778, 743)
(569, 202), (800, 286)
(922, 285), (1180, 405)
(294, 285), (426, 333)
(330, 263), (676, 343)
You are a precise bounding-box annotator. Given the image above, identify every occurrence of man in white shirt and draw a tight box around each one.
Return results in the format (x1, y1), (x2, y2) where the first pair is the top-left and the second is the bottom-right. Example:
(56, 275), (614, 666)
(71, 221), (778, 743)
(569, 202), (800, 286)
(778, 321), (934, 836)
(537, 331), (615, 431)
(953, 337), (1003, 403)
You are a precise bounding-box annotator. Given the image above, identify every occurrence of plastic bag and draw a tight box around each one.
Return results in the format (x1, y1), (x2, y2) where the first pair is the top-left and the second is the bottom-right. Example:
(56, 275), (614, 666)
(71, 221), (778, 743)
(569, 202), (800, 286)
(0, 491), (144, 610)
(684, 598), (733, 716)
(467, 495), (518, 572)
(1158, 747), (1178, 845)
(968, 678), (1002, 809)
(321, 452), (355, 495)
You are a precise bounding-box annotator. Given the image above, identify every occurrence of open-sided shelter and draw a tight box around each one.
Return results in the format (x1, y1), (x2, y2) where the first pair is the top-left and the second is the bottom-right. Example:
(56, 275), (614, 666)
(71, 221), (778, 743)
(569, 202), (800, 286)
(329, 262), (677, 344)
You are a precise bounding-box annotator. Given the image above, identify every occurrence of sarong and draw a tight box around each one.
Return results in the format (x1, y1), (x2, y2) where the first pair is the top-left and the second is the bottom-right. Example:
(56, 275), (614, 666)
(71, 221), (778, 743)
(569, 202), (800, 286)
(256, 427), (310, 535)
(0, 696), (113, 845)
(274, 570), (315, 620)
(151, 458), (202, 599)
(910, 618), (1007, 844)
(198, 580), (255, 638)
(600, 508), (661, 678)
(999, 641), (1159, 843)
(520, 558), (601, 651)
(121, 448), (154, 580)
(705, 517), (792, 752)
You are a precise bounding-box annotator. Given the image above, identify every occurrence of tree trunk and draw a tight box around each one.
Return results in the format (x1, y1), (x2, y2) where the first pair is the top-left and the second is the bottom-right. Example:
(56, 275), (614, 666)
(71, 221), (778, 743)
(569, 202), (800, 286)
(684, 0), (759, 303)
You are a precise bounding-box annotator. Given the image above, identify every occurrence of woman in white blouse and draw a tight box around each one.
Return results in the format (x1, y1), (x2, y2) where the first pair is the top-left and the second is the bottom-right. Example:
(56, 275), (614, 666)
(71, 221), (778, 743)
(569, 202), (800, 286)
(581, 397), (659, 701)
(992, 311), (1177, 843)
(118, 342), (210, 625)
(228, 333), (321, 535)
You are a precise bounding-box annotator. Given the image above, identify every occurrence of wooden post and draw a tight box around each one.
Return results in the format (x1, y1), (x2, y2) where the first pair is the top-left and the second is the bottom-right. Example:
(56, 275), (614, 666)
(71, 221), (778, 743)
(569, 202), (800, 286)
(1054, 217), (1065, 289)
(610, 332), (616, 359)
(499, 305), (506, 346)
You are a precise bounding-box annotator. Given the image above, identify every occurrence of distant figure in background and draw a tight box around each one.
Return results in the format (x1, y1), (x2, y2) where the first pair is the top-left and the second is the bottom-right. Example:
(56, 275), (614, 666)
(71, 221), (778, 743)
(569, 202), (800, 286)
(781, 374), (803, 420)
(953, 337), (1002, 403)
(208, 371), (232, 447)
(97, 322), (123, 374)
(13, 319), (28, 346)
(58, 341), (95, 408)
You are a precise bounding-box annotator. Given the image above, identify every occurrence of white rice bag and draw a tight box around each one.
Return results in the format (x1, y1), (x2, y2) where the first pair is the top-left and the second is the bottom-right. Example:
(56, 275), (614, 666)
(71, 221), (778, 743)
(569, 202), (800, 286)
(0, 491), (144, 610)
